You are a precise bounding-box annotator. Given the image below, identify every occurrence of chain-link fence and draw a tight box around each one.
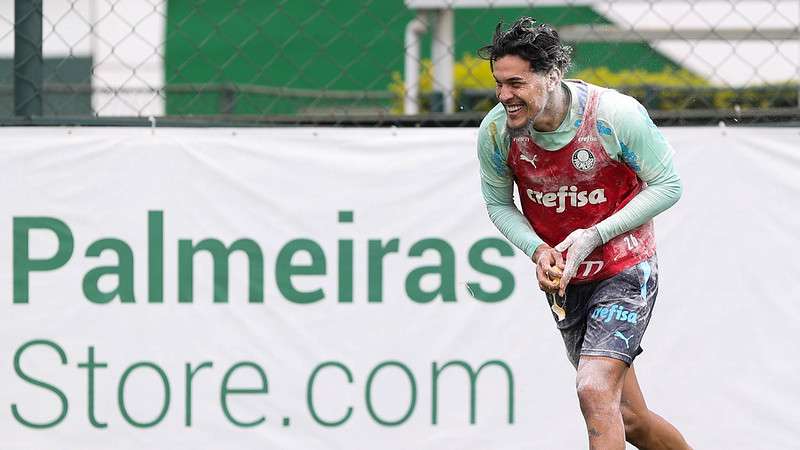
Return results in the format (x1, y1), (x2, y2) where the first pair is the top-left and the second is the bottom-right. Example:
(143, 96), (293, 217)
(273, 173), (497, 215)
(2, 0), (799, 126)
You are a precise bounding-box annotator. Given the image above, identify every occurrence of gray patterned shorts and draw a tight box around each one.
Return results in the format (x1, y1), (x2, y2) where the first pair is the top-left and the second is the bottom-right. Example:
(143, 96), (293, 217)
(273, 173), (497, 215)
(547, 255), (659, 367)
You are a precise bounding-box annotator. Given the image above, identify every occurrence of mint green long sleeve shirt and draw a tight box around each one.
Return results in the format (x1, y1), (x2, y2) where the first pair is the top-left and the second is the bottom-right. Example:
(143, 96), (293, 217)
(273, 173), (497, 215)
(477, 81), (682, 258)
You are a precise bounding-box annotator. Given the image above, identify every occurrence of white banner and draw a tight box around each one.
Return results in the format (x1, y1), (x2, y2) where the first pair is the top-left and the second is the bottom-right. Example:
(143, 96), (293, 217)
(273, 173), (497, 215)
(1, 127), (798, 449)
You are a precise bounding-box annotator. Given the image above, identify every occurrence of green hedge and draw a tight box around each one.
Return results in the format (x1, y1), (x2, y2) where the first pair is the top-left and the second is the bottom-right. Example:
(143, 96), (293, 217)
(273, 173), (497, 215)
(461, 84), (799, 113)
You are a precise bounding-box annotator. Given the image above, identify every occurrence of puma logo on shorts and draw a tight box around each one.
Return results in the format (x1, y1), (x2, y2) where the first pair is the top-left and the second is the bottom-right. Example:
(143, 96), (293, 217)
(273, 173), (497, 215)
(548, 255), (658, 367)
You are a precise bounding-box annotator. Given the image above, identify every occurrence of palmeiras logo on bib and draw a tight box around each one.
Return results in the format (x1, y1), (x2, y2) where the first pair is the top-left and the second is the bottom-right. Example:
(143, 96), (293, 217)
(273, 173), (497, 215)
(572, 148), (596, 172)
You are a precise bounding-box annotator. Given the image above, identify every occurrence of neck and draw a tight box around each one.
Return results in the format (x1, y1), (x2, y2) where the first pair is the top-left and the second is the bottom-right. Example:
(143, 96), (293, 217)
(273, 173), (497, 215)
(532, 82), (569, 132)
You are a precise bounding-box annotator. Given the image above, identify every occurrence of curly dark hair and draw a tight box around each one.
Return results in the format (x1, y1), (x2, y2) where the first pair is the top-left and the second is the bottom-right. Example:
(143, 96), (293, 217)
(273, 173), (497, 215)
(478, 17), (572, 74)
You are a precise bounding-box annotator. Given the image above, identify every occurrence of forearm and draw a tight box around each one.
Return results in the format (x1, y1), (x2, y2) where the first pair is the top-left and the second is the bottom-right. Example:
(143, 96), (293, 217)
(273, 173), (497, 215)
(595, 176), (682, 243)
(482, 181), (545, 257)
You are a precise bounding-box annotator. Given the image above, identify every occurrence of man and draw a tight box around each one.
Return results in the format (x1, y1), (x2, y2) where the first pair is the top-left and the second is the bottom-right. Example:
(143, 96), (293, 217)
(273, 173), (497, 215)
(476, 17), (692, 449)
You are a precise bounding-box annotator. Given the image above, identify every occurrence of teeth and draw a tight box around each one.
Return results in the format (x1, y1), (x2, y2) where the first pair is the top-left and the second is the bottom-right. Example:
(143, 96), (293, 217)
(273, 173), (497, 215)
(507, 105), (523, 113)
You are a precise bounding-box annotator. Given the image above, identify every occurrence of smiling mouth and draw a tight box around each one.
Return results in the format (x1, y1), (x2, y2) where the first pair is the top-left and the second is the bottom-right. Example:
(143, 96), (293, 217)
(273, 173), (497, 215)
(506, 104), (524, 114)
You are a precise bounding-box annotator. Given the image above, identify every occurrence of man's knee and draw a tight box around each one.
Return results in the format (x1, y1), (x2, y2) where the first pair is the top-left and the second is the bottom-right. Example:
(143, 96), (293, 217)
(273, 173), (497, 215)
(576, 374), (618, 415)
(575, 356), (627, 415)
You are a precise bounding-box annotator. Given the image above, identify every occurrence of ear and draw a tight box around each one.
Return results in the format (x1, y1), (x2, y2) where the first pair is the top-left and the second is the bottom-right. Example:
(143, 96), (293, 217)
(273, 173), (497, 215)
(548, 68), (561, 91)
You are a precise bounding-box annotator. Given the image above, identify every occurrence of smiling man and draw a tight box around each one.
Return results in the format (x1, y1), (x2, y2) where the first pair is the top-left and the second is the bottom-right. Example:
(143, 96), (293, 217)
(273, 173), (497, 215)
(476, 17), (692, 449)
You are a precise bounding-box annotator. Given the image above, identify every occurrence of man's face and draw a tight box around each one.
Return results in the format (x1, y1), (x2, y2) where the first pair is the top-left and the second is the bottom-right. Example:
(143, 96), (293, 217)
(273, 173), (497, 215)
(492, 54), (552, 130)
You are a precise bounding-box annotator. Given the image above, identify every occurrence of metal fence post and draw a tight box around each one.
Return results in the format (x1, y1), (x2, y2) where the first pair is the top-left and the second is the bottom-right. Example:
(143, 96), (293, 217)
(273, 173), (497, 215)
(14, 0), (43, 117)
(220, 84), (237, 116)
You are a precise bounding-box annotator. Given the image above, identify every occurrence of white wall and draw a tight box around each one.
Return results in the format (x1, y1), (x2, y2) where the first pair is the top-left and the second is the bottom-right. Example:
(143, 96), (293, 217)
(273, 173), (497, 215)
(0, 126), (797, 449)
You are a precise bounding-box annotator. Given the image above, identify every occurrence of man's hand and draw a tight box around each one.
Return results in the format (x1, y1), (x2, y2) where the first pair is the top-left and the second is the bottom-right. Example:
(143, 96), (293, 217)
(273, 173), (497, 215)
(554, 227), (602, 296)
(532, 244), (565, 294)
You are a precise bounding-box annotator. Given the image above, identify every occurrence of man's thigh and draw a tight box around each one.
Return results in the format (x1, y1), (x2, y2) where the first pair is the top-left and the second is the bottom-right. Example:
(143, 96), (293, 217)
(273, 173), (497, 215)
(580, 256), (659, 365)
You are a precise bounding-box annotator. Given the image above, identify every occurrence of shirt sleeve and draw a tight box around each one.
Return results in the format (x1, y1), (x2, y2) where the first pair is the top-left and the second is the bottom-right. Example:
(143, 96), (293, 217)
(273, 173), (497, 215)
(594, 94), (683, 243)
(477, 116), (512, 188)
(481, 181), (544, 258)
(477, 116), (546, 257)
